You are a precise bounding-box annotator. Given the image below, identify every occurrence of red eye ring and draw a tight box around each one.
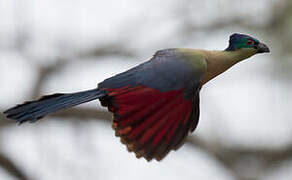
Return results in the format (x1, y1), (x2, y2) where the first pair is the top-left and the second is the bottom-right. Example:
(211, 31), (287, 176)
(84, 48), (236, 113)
(246, 39), (255, 45)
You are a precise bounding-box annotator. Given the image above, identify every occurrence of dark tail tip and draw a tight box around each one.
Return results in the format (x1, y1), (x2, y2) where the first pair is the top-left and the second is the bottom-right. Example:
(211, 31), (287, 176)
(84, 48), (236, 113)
(4, 108), (42, 125)
(3, 94), (64, 124)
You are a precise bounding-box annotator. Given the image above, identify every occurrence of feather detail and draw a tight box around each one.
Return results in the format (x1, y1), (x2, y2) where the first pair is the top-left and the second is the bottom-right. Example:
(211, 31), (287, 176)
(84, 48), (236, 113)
(100, 85), (200, 161)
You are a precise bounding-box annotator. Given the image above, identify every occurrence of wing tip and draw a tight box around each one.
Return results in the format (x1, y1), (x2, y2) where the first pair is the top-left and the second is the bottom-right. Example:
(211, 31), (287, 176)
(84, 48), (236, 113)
(113, 121), (173, 162)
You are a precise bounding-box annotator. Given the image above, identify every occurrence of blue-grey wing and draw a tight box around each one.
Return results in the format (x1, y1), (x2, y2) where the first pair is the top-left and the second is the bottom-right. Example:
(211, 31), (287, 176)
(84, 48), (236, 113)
(99, 49), (205, 96)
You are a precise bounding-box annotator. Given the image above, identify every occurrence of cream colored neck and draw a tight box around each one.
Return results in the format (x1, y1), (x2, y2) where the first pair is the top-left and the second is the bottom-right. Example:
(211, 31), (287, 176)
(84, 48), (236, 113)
(201, 49), (257, 84)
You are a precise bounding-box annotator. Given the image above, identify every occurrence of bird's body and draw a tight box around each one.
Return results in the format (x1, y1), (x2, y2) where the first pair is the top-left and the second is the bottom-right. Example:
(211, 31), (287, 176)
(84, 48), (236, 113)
(3, 33), (270, 161)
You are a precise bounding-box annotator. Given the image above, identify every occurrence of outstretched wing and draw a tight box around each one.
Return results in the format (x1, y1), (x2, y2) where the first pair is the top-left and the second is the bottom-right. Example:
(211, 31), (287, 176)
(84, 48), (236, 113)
(99, 48), (206, 161)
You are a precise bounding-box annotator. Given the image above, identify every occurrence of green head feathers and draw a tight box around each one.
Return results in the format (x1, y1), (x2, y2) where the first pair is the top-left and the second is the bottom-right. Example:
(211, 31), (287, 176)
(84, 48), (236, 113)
(225, 33), (269, 53)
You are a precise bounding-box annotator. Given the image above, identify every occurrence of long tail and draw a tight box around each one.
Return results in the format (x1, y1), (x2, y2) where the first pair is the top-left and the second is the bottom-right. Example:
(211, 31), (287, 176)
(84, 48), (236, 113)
(3, 88), (107, 124)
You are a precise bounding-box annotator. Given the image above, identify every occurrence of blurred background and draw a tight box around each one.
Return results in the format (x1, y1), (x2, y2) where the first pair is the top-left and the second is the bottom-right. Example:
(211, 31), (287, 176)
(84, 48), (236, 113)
(0, 0), (291, 179)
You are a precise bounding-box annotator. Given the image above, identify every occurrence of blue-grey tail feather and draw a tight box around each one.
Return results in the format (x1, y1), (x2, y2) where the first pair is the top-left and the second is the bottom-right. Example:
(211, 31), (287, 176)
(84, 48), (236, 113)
(3, 88), (106, 124)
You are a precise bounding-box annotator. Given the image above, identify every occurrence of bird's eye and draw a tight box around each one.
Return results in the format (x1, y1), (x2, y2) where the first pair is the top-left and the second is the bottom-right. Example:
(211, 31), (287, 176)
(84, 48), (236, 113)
(246, 39), (255, 45)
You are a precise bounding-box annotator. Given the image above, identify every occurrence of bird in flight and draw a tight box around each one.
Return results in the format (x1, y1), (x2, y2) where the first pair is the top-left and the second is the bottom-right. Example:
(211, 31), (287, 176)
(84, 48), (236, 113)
(4, 33), (270, 161)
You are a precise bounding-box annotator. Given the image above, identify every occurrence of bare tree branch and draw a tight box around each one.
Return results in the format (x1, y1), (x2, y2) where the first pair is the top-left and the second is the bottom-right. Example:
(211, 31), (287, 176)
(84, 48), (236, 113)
(0, 152), (29, 180)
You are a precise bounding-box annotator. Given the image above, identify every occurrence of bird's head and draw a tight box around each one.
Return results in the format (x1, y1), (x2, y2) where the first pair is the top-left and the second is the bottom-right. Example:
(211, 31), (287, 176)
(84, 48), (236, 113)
(225, 33), (270, 54)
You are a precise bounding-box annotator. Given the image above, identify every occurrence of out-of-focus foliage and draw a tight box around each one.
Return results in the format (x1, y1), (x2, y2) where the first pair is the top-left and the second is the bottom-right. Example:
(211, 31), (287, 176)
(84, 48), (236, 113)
(0, 0), (292, 180)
